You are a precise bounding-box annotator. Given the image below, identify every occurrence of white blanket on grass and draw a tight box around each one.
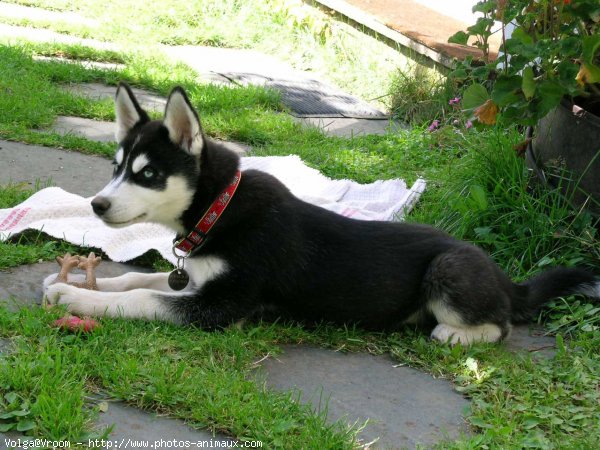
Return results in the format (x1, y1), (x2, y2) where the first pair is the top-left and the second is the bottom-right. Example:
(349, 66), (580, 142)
(0, 155), (426, 265)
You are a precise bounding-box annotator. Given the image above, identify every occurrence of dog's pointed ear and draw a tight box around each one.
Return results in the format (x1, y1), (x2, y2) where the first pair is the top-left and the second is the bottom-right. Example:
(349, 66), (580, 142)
(115, 82), (150, 143)
(163, 87), (205, 156)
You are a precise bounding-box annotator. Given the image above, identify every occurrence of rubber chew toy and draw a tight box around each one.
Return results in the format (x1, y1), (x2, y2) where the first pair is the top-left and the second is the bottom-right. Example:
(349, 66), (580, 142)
(48, 252), (101, 332)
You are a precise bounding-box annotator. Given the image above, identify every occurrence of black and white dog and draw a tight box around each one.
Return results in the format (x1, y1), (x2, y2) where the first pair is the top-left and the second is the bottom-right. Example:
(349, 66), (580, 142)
(44, 83), (600, 344)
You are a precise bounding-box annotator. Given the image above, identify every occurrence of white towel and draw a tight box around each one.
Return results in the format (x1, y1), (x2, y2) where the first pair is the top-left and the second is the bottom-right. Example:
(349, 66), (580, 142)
(0, 155), (426, 264)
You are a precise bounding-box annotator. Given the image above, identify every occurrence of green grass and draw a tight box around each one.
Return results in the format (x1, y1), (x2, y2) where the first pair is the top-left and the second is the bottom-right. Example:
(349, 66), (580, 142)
(388, 64), (454, 126)
(0, 308), (361, 447)
(0, 4), (599, 449)
(411, 129), (600, 279)
(0, 0), (409, 107)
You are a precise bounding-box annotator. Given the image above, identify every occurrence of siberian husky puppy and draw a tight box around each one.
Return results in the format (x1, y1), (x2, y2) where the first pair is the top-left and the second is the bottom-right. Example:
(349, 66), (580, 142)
(44, 83), (600, 344)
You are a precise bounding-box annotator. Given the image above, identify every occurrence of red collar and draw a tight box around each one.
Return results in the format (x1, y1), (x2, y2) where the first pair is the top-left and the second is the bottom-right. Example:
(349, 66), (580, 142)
(174, 170), (241, 254)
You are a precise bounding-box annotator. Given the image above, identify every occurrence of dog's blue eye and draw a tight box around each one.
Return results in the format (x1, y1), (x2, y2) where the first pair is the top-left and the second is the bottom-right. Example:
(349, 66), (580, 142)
(143, 167), (155, 179)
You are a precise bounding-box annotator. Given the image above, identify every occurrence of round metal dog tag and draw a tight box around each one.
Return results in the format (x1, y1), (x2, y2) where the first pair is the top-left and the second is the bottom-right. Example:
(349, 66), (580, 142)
(168, 269), (190, 291)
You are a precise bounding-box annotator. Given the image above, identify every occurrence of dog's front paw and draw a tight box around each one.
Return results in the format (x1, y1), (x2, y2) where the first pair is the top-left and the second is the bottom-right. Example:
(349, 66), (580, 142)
(45, 283), (77, 306)
(45, 283), (94, 317)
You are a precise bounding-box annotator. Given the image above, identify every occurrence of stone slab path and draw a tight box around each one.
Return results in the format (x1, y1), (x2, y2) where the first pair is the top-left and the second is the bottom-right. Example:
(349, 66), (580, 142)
(44, 80), (397, 140)
(64, 83), (167, 112)
(258, 345), (469, 448)
(57, 81), (397, 139)
(93, 401), (235, 448)
(0, 139), (111, 196)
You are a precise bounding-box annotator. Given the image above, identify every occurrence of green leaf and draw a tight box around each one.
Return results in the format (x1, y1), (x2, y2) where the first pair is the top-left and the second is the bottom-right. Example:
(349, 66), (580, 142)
(16, 419), (35, 432)
(537, 255), (554, 267)
(0, 422), (15, 432)
(462, 83), (489, 110)
(556, 60), (580, 91)
(4, 392), (18, 405)
(469, 185), (488, 211)
(472, 66), (491, 80)
(273, 420), (298, 433)
(474, 226), (492, 239)
(467, 18), (495, 36)
(492, 75), (522, 106)
(582, 34), (600, 65)
(448, 31), (469, 46)
(559, 37), (580, 56)
(509, 27), (534, 46)
(536, 80), (565, 119)
(448, 68), (468, 81)
(522, 67), (536, 100)
(523, 417), (541, 429)
(472, 1), (496, 14)
(469, 416), (492, 428)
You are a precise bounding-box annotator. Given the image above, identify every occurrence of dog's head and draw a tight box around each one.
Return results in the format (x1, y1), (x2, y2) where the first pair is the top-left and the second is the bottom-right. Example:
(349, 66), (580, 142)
(91, 83), (204, 232)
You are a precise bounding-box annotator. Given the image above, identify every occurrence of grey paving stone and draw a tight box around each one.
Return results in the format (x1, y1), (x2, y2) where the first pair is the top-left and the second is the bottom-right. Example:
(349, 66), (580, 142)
(62, 82), (166, 112)
(0, 139), (112, 196)
(297, 117), (405, 137)
(49, 116), (251, 155)
(257, 345), (470, 449)
(221, 73), (386, 119)
(505, 325), (557, 359)
(164, 46), (387, 119)
(52, 115), (115, 143)
(0, 260), (151, 311)
(0, 403), (234, 448)
(93, 402), (234, 448)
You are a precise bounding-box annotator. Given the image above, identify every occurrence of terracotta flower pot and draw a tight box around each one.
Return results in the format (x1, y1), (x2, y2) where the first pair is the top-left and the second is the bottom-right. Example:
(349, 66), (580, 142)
(529, 98), (600, 216)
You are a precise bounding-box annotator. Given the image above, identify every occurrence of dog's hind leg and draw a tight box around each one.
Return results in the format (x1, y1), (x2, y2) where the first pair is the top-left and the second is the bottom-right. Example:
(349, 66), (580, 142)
(423, 245), (512, 345)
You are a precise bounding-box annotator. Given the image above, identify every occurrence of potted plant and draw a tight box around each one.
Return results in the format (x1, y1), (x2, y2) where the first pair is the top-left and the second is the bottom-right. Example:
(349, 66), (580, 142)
(448, 0), (600, 214)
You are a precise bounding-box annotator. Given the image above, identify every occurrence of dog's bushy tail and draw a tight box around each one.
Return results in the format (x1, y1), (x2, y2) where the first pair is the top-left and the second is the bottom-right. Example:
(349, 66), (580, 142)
(511, 267), (599, 322)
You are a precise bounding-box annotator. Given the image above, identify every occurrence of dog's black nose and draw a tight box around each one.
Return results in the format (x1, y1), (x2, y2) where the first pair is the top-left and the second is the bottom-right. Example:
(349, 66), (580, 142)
(91, 197), (111, 216)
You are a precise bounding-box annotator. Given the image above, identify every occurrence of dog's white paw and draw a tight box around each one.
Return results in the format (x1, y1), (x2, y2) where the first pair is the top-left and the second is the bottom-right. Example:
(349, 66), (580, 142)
(45, 283), (75, 305)
(45, 283), (93, 316)
(431, 323), (502, 345)
(431, 324), (462, 344)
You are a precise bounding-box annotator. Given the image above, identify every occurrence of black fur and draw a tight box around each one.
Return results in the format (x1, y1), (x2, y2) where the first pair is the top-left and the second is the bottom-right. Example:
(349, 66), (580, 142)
(166, 137), (598, 334)
(106, 84), (600, 340)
